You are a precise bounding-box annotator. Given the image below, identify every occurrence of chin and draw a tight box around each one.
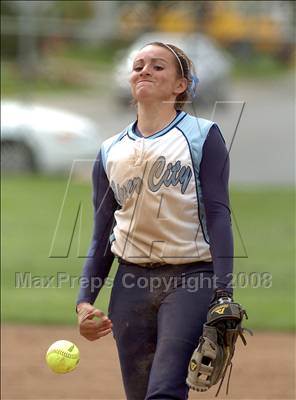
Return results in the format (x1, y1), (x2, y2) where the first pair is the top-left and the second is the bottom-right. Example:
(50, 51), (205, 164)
(134, 91), (155, 102)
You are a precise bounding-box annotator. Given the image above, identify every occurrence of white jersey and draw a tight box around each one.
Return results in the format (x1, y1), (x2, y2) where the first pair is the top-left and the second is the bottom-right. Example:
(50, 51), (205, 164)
(101, 111), (215, 264)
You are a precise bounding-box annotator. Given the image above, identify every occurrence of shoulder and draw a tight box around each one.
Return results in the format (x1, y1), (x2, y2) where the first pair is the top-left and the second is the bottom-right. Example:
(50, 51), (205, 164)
(100, 123), (133, 170)
(178, 113), (219, 138)
(101, 127), (129, 154)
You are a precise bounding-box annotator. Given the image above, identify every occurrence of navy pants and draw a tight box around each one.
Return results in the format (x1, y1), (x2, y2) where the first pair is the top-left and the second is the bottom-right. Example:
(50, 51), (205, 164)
(108, 261), (214, 400)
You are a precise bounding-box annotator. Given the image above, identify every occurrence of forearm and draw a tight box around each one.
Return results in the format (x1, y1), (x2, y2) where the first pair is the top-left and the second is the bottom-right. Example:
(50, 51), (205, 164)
(205, 203), (233, 291)
(77, 226), (115, 305)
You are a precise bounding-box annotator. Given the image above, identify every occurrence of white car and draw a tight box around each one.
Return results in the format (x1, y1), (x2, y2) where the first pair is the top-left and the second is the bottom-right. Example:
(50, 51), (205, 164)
(1, 101), (102, 174)
(114, 32), (232, 106)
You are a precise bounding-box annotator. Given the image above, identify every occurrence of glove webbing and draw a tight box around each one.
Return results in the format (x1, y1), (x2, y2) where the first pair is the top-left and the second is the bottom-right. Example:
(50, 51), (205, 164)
(215, 361), (233, 397)
(215, 325), (252, 397)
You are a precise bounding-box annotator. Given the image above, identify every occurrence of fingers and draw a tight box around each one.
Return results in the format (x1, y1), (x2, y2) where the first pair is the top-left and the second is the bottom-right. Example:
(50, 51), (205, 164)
(92, 309), (105, 318)
(78, 305), (113, 341)
(77, 305), (106, 323)
(82, 330), (112, 341)
(79, 324), (113, 341)
(77, 303), (96, 323)
(81, 327), (113, 341)
(80, 317), (112, 331)
(81, 313), (112, 328)
(79, 311), (92, 323)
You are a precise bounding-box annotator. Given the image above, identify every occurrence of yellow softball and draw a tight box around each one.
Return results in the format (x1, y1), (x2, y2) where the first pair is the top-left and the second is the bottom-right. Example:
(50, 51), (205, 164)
(46, 340), (80, 374)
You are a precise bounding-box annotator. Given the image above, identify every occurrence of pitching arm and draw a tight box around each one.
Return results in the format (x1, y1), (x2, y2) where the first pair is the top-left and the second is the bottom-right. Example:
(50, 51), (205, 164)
(76, 150), (118, 306)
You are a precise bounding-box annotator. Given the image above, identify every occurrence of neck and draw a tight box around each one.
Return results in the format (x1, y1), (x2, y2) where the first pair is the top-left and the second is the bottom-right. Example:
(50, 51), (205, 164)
(136, 103), (178, 137)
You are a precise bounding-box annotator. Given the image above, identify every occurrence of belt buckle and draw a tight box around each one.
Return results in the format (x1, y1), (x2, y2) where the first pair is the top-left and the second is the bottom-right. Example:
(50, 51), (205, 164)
(147, 262), (156, 268)
(145, 261), (163, 268)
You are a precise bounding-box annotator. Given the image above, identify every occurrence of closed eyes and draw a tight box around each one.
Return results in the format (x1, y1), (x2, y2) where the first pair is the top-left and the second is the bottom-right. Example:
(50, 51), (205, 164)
(133, 65), (164, 72)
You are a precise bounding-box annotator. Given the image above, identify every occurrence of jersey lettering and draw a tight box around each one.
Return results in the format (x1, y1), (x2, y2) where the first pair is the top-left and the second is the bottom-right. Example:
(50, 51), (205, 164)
(148, 156), (192, 194)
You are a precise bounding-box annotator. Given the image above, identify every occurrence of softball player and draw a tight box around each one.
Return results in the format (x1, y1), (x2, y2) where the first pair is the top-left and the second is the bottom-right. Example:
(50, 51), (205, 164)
(77, 42), (233, 400)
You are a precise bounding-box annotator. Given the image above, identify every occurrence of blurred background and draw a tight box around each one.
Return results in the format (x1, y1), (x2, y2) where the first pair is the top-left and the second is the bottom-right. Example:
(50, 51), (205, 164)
(1, 1), (295, 398)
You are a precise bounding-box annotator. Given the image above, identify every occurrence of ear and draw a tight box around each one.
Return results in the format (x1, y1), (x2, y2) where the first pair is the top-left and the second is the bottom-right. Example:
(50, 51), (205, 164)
(173, 77), (188, 95)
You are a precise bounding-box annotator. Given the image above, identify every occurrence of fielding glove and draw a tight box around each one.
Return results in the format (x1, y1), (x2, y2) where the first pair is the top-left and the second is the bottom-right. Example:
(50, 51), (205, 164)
(186, 290), (252, 396)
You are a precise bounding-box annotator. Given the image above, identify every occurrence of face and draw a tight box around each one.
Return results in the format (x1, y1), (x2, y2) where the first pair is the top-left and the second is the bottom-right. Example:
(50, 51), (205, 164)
(129, 45), (187, 105)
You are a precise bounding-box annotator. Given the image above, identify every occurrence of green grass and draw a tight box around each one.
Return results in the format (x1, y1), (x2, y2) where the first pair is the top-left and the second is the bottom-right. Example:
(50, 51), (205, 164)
(232, 53), (293, 79)
(1, 41), (129, 97)
(1, 61), (90, 97)
(2, 43), (293, 97)
(230, 188), (295, 330)
(61, 40), (129, 66)
(1, 175), (295, 330)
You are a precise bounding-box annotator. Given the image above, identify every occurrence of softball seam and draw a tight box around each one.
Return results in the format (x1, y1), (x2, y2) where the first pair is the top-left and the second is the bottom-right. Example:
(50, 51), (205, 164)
(48, 349), (79, 359)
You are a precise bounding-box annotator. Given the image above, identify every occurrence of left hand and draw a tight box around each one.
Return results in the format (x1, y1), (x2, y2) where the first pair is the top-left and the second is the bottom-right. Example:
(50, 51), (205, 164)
(187, 291), (251, 395)
(209, 288), (233, 309)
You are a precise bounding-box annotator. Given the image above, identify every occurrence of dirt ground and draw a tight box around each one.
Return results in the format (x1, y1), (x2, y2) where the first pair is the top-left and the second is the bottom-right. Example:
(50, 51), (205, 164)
(1, 325), (295, 400)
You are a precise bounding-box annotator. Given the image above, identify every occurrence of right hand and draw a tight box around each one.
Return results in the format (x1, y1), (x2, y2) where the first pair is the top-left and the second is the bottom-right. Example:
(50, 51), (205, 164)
(77, 302), (113, 341)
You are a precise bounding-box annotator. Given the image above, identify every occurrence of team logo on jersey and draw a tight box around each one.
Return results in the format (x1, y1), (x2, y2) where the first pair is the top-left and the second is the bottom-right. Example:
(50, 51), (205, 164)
(111, 177), (142, 205)
(111, 156), (193, 205)
(148, 156), (192, 194)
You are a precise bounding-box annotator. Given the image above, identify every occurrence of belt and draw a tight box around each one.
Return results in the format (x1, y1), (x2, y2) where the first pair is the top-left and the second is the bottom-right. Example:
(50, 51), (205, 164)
(117, 257), (165, 269)
(117, 257), (206, 270)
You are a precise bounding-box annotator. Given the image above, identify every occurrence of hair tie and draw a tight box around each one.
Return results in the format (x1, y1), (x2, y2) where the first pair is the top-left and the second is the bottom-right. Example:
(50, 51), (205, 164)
(163, 43), (199, 99)
(188, 74), (199, 99)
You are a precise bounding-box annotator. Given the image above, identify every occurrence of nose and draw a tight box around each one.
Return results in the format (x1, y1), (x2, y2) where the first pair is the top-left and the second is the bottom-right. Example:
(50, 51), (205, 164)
(139, 64), (152, 76)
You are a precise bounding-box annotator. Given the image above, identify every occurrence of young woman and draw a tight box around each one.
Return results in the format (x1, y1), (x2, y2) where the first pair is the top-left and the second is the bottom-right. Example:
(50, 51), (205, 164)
(76, 42), (233, 400)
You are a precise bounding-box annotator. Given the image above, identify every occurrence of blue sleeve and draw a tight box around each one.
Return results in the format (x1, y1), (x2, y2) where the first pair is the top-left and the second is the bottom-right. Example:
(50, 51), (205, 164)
(76, 150), (118, 305)
(199, 124), (233, 293)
